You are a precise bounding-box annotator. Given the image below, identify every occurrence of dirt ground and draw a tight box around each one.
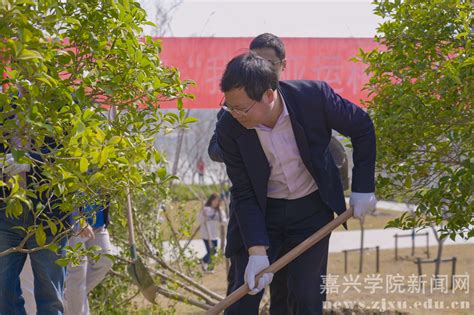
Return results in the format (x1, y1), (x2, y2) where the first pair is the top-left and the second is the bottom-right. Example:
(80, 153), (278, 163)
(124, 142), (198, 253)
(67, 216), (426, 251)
(142, 206), (472, 314)
(174, 244), (474, 315)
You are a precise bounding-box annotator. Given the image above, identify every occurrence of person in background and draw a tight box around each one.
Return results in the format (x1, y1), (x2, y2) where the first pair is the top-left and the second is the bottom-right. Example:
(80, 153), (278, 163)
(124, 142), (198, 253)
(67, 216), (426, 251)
(63, 198), (113, 315)
(197, 156), (205, 184)
(198, 193), (226, 273)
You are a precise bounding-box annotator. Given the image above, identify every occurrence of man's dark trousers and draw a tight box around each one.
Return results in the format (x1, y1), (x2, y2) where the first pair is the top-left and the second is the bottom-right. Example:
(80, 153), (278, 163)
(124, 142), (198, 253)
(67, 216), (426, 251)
(225, 190), (334, 315)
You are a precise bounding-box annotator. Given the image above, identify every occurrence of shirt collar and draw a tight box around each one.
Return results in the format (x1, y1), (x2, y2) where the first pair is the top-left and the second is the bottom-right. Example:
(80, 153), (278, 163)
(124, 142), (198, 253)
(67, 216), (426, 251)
(255, 91), (289, 131)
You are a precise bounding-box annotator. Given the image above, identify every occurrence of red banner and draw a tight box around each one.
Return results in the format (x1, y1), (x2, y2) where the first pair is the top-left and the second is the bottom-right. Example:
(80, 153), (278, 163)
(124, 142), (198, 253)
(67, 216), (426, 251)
(159, 37), (378, 108)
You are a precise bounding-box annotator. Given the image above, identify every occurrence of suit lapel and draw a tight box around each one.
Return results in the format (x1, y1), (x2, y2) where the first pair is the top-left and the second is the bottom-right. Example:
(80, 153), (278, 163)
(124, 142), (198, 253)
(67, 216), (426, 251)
(279, 87), (316, 179)
(236, 130), (270, 211)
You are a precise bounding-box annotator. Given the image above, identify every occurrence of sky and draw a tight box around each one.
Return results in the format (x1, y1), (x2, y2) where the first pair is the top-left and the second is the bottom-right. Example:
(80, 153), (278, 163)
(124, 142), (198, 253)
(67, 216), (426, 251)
(139, 0), (382, 38)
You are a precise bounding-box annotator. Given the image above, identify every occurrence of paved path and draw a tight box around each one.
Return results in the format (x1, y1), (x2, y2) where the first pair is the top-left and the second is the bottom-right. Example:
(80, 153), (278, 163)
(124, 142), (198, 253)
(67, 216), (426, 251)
(345, 197), (416, 213)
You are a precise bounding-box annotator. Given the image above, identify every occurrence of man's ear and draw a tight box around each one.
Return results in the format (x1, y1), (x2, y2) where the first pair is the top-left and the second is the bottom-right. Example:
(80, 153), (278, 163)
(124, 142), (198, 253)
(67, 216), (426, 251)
(262, 89), (275, 103)
(282, 59), (287, 72)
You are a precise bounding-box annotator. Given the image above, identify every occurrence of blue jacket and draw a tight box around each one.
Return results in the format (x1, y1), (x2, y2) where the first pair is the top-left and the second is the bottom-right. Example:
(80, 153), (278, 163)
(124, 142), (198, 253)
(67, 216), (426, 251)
(216, 80), (376, 256)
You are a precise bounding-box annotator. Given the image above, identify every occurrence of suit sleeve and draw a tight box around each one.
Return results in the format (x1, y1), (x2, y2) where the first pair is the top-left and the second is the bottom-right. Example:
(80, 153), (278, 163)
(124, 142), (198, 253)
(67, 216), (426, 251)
(208, 109), (225, 163)
(208, 132), (224, 163)
(320, 82), (376, 193)
(216, 122), (269, 251)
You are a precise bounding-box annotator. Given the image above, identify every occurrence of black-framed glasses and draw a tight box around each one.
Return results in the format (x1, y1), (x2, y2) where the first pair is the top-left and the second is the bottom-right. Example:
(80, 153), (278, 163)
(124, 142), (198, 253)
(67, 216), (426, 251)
(267, 59), (284, 66)
(220, 96), (257, 116)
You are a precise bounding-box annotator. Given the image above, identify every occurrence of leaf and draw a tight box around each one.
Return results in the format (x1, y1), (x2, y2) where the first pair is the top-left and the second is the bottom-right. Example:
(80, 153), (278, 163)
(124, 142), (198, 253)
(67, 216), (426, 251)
(9, 180), (19, 195)
(35, 77), (53, 88)
(17, 49), (44, 60)
(90, 172), (104, 184)
(6, 199), (23, 218)
(47, 220), (58, 236)
(153, 151), (161, 163)
(74, 241), (83, 250)
(184, 117), (198, 124)
(468, 229), (474, 238)
(76, 121), (86, 135)
(108, 136), (121, 145)
(14, 194), (32, 210)
(48, 243), (59, 253)
(64, 17), (81, 26)
(12, 149), (25, 161)
(55, 258), (69, 267)
(82, 108), (95, 120)
(177, 98), (183, 110)
(103, 254), (115, 262)
(99, 149), (109, 167)
(80, 157), (89, 173)
(166, 112), (178, 123)
(11, 225), (27, 232)
(35, 224), (46, 247)
(157, 167), (167, 179)
(404, 176), (412, 188)
(95, 128), (106, 143)
(90, 151), (100, 164)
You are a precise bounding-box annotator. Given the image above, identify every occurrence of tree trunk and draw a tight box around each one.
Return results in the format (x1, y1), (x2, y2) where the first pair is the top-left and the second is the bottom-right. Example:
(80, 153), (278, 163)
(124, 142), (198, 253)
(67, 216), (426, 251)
(171, 109), (190, 178)
(432, 225), (445, 287)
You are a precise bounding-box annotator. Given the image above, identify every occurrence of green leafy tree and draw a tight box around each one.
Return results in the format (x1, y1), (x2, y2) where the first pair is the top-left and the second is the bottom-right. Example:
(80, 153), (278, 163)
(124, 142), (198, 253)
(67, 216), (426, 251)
(0, 0), (194, 255)
(359, 0), (473, 240)
(0, 1), (229, 312)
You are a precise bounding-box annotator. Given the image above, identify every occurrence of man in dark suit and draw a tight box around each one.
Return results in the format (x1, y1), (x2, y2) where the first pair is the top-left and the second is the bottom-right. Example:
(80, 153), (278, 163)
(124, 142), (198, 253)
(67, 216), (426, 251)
(208, 34), (350, 301)
(216, 52), (376, 314)
(208, 33), (349, 191)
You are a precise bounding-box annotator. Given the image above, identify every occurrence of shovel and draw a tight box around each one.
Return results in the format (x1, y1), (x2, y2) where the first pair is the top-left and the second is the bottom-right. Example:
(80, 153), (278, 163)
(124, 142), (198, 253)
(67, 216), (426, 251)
(125, 187), (159, 303)
(206, 208), (353, 314)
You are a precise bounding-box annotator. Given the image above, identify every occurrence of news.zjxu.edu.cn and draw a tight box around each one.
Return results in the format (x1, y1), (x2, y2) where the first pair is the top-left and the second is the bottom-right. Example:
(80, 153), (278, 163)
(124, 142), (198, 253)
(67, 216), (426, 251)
(321, 273), (471, 311)
(324, 299), (470, 312)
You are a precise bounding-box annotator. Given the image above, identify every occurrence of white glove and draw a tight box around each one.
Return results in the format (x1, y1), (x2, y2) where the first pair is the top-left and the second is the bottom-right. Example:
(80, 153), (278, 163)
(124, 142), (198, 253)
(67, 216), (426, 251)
(2, 154), (31, 176)
(244, 255), (273, 295)
(350, 192), (377, 221)
(78, 224), (95, 240)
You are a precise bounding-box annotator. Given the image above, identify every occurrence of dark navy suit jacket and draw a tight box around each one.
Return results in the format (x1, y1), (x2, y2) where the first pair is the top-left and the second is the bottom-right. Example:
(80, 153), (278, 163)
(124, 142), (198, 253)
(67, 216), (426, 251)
(216, 80), (376, 257)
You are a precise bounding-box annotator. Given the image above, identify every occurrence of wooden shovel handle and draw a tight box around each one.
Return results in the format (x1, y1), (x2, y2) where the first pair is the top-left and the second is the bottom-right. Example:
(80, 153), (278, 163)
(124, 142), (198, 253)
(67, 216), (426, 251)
(206, 208), (353, 315)
(126, 187), (137, 259)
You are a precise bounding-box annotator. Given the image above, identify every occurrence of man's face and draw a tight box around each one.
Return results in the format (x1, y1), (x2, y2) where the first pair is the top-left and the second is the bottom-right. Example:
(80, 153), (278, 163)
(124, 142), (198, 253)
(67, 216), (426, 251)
(223, 88), (273, 129)
(252, 48), (286, 80)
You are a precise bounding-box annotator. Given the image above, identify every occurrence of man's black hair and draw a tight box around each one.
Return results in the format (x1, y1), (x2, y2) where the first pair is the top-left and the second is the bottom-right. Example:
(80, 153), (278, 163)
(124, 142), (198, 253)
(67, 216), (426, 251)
(220, 51), (279, 101)
(249, 33), (286, 60)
